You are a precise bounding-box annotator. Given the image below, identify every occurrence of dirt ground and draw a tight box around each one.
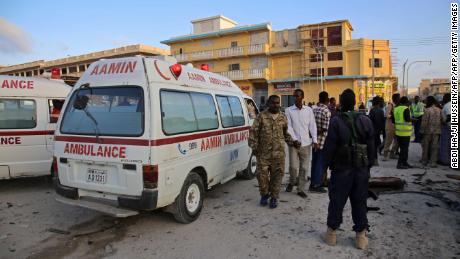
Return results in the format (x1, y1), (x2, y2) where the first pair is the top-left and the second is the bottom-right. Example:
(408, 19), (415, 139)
(1, 144), (459, 259)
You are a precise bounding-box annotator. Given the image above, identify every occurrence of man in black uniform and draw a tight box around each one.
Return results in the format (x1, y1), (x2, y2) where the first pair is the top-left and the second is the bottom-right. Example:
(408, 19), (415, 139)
(322, 89), (375, 250)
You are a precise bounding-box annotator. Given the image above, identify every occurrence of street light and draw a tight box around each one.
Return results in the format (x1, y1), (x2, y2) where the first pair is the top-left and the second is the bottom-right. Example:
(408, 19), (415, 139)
(405, 60), (432, 96)
(315, 45), (327, 91)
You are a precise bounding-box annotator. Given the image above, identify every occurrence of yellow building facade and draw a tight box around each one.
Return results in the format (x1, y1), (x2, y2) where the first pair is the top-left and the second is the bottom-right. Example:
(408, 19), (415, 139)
(162, 15), (396, 108)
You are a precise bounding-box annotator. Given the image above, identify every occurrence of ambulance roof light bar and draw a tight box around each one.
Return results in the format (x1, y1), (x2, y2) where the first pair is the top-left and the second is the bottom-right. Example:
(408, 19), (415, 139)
(169, 64), (182, 79)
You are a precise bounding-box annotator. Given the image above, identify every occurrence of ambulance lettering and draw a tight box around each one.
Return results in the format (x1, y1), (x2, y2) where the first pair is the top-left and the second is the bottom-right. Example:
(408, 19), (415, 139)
(200, 136), (222, 151)
(187, 72), (206, 82)
(224, 131), (249, 145)
(0, 137), (21, 145)
(90, 61), (137, 76)
(208, 77), (231, 87)
(2, 79), (34, 89)
(64, 143), (126, 158)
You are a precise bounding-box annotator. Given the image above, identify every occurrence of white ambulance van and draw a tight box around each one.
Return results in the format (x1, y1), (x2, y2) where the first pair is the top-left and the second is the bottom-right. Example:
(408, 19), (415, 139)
(0, 76), (71, 179)
(54, 56), (258, 223)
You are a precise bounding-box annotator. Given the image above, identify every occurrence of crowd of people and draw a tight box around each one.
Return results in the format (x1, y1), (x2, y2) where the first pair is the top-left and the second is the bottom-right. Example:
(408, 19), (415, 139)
(248, 88), (452, 250)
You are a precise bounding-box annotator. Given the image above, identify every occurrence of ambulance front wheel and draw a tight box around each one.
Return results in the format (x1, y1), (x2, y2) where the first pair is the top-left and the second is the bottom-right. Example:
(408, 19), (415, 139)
(172, 172), (204, 224)
(241, 153), (257, 180)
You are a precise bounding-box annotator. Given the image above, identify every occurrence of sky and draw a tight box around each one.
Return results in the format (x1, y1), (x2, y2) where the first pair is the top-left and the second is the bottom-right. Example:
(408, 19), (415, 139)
(0, 0), (452, 89)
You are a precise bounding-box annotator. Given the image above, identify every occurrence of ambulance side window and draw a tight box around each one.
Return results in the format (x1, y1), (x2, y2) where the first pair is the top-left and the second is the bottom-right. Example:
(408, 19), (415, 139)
(160, 90), (218, 135)
(0, 98), (37, 129)
(48, 99), (65, 123)
(190, 93), (218, 130)
(216, 95), (245, 128)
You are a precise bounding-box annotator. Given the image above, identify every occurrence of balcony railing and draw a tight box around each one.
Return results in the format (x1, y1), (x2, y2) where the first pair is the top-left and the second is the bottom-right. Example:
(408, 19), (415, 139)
(172, 44), (269, 62)
(248, 44), (267, 54)
(191, 50), (213, 60)
(218, 68), (269, 81)
(218, 70), (244, 80)
(216, 46), (244, 58)
(174, 54), (188, 62)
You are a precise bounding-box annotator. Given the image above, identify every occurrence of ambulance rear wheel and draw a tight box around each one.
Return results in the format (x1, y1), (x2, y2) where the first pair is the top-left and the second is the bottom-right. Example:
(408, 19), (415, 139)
(172, 172), (204, 224)
(241, 153), (257, 180)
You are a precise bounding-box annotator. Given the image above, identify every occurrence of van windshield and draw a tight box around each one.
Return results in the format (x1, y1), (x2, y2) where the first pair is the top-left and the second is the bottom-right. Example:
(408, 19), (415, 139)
(60, 86), (144, 136)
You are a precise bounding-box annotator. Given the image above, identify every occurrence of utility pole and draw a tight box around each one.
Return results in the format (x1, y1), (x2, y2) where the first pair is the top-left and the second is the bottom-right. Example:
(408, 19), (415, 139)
(371, 40), (375, 97)
(402, 59), (408, 94)
(320, 48), (324, 91)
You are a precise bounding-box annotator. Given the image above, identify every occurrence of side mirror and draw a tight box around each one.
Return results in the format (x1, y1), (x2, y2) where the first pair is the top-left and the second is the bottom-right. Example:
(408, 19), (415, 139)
(73, 95), (89, 110)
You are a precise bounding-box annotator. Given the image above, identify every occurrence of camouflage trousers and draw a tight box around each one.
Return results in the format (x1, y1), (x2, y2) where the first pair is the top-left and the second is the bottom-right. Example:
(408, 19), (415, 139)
(256, 158), (285, 199)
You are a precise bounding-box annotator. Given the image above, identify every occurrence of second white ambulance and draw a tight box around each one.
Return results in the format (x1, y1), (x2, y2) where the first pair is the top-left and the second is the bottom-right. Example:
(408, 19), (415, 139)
(54, 56), (258, 223)
(0, 76), (71, 179)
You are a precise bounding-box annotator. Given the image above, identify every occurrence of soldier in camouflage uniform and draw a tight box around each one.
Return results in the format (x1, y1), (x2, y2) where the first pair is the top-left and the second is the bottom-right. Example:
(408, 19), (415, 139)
(249, 95), (299, 208)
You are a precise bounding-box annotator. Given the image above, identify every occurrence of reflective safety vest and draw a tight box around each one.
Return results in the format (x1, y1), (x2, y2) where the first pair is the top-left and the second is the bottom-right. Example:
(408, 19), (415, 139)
(411, 102), (424, 118)
(394, 106), (413, 137)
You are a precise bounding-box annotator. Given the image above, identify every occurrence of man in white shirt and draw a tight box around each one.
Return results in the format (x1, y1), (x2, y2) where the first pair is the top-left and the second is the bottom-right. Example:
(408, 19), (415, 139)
(285, 89), (319, 198)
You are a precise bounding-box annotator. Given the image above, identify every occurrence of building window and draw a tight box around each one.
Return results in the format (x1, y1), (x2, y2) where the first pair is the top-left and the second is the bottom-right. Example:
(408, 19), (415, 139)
(79, 64), (86, 72)
(369, 58), (382, 68)
(311, 39), (324, 47)
(39, 69), (44, 75)
(26, 71), (32, 76)
(68, 66), (77, 73)
(311, 28), (324, 38)
(327, 52), (343, 61)
(229, 64), (240, 71)
(231, 41), (238, 48)
(179, 48), (183, 54)
(328, 67), (343, 76)
(310, 68), (324, 77)
(310, 54), (323, 62)
(327, 26), (342, 46)
(281, 95), (295, 108)
(61, 67), (67, 75)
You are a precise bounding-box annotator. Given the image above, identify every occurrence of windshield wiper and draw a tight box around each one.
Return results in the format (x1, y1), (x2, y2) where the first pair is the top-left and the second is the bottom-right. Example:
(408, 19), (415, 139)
(83, 107), (102, 144)
(76, 84), (102, 143)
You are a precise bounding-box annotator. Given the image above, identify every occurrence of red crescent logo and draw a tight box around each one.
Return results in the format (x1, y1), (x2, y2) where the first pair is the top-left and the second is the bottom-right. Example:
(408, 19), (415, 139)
(154, 60), (171, 80)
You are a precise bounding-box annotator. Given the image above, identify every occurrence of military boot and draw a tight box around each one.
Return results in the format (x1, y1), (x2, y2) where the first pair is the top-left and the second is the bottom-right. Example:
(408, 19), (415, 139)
(260, 195), (270, 206)
(324, 227), (337, 246)
(356, 230), (368, 250)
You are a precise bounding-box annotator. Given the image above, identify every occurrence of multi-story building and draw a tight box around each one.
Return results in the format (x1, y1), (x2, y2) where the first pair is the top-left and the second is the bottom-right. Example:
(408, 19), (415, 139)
(418, 78), (450, 100)
(0, 44), (169, 86)
(161, 15), (396, 108)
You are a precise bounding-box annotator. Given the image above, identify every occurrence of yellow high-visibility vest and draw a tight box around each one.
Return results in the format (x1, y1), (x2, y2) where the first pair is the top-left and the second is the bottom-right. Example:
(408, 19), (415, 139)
(411, 102), (424, 118)
(394, 106), (413, 137)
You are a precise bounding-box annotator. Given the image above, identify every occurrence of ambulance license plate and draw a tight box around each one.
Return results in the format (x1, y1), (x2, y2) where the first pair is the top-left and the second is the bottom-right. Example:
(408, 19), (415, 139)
(86, 169), (107, 184)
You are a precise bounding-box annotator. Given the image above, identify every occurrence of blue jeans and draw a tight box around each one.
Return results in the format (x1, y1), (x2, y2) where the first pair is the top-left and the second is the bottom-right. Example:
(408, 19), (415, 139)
(311, 149), (324, 186)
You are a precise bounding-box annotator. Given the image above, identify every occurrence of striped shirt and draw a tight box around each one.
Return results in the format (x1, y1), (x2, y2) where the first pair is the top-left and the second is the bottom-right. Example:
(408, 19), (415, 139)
(313, 103), (331, 149)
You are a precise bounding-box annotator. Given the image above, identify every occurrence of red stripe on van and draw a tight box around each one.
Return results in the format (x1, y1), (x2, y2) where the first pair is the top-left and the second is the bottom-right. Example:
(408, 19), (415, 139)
(54, 136), (150, 146)
(151, 126), (251, 146)
(0, 130), (54, 136)
(54, 126), (251, 147)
